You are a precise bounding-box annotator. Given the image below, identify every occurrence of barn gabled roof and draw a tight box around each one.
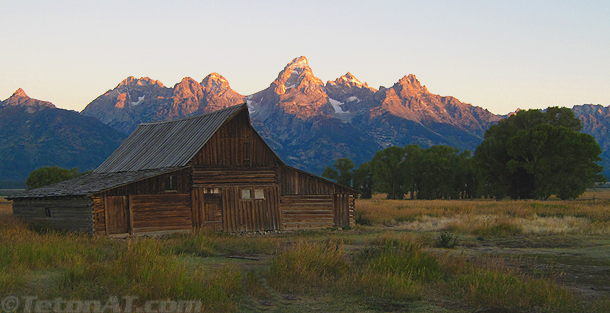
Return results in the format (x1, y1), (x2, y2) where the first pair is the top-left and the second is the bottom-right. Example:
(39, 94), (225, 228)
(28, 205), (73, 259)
(7, 167), (184, 199)
(95, 104), (248, 173)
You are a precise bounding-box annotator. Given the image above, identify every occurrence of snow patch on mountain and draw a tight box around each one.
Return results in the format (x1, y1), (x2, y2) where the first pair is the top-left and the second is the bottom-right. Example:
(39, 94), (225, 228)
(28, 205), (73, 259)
(131, 95), (145, 106)
(329, 98), (349, 114)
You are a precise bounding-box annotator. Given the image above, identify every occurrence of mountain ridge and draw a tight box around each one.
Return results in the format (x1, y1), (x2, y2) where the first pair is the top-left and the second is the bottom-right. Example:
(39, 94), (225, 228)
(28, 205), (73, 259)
(4, 56), (609, 179)
(0, 90), (127, 183)
(79, 56), (502, 174)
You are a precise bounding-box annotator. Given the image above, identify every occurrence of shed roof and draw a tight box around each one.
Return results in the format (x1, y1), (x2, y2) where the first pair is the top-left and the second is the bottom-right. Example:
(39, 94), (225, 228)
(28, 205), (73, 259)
(95, 104), (247, 173)
(7, 167), (182, 199)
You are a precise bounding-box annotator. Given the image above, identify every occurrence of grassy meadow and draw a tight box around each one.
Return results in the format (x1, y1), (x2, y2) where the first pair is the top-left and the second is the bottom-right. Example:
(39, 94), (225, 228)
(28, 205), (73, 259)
(1, 191), (610, 312)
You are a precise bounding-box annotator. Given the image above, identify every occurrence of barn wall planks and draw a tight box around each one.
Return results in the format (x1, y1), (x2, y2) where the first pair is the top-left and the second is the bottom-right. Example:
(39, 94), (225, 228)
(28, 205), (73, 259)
(192, 110), (279, 167)
(12, 198), (93, 233)
(102, 168), (191, 197)
(91, 196), (105, 236)
(222, 186), (280, 232)
(105, 195), (129, 235)
(278, 166), (353, 196)
(280, 195), (334, 230)
(192, 167), (277, 186)
(130, 194), (192, 234)
(349, 195), (355, 227)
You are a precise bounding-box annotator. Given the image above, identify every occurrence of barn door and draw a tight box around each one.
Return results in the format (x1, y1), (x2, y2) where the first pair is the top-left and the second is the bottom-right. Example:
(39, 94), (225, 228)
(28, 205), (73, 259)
(193, 188), (223, 231)
(203, 193), (223, 230)
(105, 196), (130, 235)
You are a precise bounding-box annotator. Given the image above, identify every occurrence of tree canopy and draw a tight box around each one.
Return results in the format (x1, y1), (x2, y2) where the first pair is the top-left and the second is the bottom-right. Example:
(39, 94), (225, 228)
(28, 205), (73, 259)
(322, 107), (605, 201)
(26, 166), (84, 189)
(474, 107), (605, 199)
(322, 158), (355, 188)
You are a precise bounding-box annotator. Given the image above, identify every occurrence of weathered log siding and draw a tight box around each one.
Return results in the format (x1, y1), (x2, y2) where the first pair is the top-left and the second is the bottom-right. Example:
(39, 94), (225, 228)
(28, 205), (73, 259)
(105, 195), (129, 235)
(12, 198), (93, 233)
(92, 168), (191, 235)
(279, 165), (353, 195)
(192, 167), (277, 186)
(349, 195), (355, 226)
(92, 196), (105, 236)
(280, 195), (334, 230)
(222, 186), (281, 232)
(101, 168), (191, 197)
(278, 166), (356, 228)
(130, 194), (192, 235)
(192, 110), (279, 167)
(333, 194), (350, 228)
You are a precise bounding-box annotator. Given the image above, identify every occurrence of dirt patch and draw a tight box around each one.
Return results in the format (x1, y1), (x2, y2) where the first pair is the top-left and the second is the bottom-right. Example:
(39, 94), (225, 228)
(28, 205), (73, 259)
(459, 234), (610, 300)
(493, 235), (584, 249)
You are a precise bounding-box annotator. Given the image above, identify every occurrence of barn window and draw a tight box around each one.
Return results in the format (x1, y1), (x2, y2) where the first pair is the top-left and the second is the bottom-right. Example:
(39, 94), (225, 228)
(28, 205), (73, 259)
(254, 189), (265, 199)
(165, 175), (177, 191)
(44, 208), (51, 217)
(241, 189), (252, 199)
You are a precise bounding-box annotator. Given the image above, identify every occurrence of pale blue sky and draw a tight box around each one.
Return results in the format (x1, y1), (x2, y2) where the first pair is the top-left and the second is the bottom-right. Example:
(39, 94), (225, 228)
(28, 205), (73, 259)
(1, 0), (608, 114)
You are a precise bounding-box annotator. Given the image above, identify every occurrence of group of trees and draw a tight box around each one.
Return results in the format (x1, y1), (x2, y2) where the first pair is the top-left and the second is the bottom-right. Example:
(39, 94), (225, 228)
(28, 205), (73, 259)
(323, 107), (605, 200)
(25, 166), (86, 189)
(323, 146), (476, 200)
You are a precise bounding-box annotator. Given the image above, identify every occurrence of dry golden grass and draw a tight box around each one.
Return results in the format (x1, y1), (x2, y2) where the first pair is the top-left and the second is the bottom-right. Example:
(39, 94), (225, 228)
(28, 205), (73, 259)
(356, 190), (610, 235)
(0, 198), (11, 215)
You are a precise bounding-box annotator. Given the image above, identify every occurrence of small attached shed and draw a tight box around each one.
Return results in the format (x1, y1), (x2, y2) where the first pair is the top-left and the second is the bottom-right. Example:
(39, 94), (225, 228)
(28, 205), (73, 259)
(9, 104), (356, 236)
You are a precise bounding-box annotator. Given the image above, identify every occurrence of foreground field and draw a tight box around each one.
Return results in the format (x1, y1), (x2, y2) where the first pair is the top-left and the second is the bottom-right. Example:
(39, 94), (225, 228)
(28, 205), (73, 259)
(1, 192), (609, 312)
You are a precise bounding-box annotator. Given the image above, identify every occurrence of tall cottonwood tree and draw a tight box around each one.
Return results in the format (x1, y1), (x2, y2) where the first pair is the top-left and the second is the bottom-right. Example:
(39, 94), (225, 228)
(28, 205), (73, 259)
(322, 158), (355, 188)
(474, 107), (605, 199)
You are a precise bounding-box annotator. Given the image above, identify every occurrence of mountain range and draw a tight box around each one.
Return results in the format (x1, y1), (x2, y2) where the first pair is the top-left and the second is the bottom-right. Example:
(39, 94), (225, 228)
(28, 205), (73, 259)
(2, 56), (610, 184)
(80, 56), (502, 174)
(0, 89), (126, 185)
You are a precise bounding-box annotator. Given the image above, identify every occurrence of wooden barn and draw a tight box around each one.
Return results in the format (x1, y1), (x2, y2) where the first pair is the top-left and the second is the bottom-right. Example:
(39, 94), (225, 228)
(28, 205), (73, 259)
(8, 104), (356, 236)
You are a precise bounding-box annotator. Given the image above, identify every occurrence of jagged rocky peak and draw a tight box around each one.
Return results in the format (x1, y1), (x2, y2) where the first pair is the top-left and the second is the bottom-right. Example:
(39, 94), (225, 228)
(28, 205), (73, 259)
(12, 88), (28, 98)
(2, 88), (56, 110)
(393, 74), (429, 96)
(173, 77), (204, 99)
(117, 76), (164, 88)
(201, 72), (231, 93)
(286, 56), (310, 71)
(273, 56), (324, 94)
(325, 72), (377, 109)
(330, 72), (374, 90)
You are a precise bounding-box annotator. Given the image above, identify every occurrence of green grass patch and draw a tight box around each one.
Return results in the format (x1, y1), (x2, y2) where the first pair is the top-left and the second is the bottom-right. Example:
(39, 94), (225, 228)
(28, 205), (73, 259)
(456, 270), (575, 310)
(267, 239), (349, 294)
(57, 239), (243, 311)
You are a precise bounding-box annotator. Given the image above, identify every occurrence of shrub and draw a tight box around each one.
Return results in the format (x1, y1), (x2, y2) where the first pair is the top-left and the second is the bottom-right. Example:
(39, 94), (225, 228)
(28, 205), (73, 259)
(435, 231), (459, 248)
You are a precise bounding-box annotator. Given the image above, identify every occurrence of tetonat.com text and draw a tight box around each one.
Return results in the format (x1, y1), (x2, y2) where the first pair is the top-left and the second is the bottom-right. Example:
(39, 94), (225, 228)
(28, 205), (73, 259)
(0, 295), (203, 313)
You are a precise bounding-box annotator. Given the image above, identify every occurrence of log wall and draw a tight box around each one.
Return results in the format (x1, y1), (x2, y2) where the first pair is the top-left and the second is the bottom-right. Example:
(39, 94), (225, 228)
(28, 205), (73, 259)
(349, 195), (356, 227)
(130, 194), (192, 235)
(192, 167), (276, 187)
(92, 196), (106, 236)
(12, 198), (93, 233)
(278, 165), (353, 196)
(280, 195), (334, 230)
(102, 168), (191, 197)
